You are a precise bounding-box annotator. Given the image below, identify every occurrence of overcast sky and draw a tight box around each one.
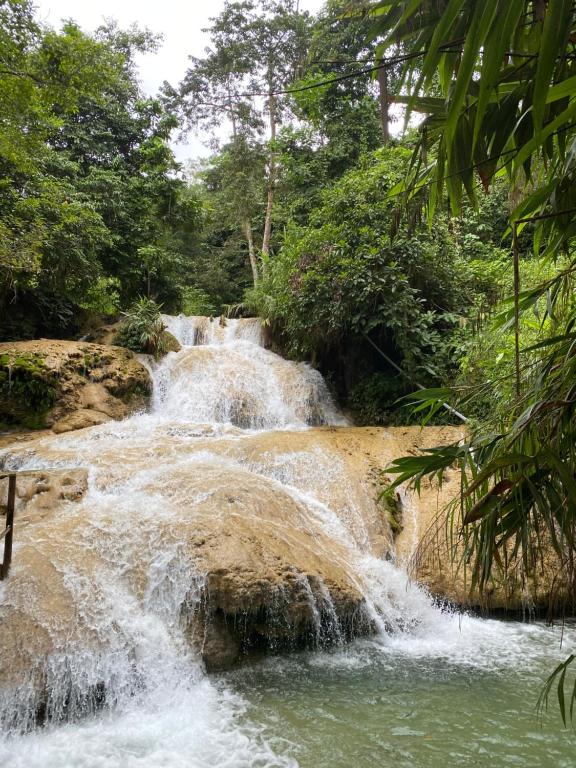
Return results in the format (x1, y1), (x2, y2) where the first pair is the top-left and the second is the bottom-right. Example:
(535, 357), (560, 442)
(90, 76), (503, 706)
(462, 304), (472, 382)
(35, 0), (327, 161)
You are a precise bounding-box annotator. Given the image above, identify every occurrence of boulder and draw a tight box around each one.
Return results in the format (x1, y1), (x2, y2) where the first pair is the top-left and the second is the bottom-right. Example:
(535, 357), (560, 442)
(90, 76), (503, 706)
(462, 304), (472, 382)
(0, 340), (151, 434)
(0, 420), (569, 721)
(394, 436), (573, 616)
(52, 409), (112, 434)
(0, 468), (88, 523)
(162, 330), (181, 354)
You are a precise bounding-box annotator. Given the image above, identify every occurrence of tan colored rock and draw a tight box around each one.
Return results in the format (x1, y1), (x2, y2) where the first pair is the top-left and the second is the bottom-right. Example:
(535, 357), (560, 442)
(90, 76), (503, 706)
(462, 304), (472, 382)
(162, 330), (181, 354)
(394, 437), (571, 615)
(0, 468), (88, 527)
(88, 321), (181, 356)
(0, 424), (458, 685)
(52, 409), (112, 433)
(0, 339), (151, 434)
(85, 321), (122, 346)
(79, 383), (125, 418)
(0, 419), (567, 707)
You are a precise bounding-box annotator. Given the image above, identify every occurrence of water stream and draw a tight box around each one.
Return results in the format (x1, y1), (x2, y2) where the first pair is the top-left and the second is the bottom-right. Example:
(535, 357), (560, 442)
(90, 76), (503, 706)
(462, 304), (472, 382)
(0, 315), (574, 766)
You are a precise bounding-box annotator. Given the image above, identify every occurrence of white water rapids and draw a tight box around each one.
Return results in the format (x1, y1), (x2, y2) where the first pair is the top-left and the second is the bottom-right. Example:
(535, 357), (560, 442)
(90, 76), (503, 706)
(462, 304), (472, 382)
(0, 315), (573, 767)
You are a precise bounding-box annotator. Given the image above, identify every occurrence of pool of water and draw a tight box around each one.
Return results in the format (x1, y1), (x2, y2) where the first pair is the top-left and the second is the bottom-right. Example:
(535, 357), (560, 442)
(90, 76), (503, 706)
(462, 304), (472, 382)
(225, 622), (576, 768)
(1, 615), (574, 766)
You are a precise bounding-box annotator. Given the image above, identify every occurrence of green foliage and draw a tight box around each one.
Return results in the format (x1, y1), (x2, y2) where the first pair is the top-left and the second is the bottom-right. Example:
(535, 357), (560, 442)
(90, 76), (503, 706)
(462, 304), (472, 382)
(0, 351), (58, 424)
(181, 287), (218, 317)
(368, 0), (576, 257)
(0, 7), (200, 339)
(114, 297), (168, 359)
(249, 146), (472, 382)
(172, 0), (312, 285)
(79, 277), (122, 316)
(369, 0), (576, 721)
(539, 655), (576, 727)
(349, 373), (410, 425)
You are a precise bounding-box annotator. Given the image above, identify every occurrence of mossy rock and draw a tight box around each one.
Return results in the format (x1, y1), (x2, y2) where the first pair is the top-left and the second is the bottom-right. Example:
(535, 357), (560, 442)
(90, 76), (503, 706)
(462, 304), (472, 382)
(0, 340), (152, 433)
(161, 331), (181, 354)
(0, 352), (59, 428)
(372, 467), (403, 537)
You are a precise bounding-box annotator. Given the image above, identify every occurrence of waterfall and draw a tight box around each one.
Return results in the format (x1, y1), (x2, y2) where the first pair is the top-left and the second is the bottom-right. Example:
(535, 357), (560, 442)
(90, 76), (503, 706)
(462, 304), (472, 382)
(153, 316), (347, 429)
(0, 315), (568, 766)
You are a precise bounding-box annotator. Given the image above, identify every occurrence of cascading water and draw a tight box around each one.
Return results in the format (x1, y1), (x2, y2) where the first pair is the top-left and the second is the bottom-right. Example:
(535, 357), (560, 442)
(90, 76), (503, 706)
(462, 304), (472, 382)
(154, 315), (346, 428)
(0, 315), (574, 767)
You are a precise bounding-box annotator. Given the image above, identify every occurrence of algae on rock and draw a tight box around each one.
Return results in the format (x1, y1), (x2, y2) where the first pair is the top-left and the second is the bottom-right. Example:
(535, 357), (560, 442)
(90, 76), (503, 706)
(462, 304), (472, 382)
(0, 340), (151, 433)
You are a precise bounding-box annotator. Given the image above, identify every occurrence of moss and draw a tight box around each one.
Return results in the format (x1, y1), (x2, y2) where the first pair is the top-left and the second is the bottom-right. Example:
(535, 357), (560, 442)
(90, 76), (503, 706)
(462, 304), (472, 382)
(0, 352), (58, 424)
(83, 352), (102, 369)
(373, 467), (403, 536)
(118, 380), (152, 402)
(21, 413), (50, 430)
(162, 330), (181, 354)
(80, 351), (112, 372)
(382, 493), (403, 535)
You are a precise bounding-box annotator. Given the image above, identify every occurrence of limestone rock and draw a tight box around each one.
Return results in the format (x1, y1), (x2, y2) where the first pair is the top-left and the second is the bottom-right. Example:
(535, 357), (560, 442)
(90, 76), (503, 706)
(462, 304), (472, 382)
(0, 468), (88, 522)
(87, 322), (181, 356)
(52, 409), (112, 434)
(394, 432), (572, 615)
(162, 330), (181, 354)
(0, 339), (151, 434)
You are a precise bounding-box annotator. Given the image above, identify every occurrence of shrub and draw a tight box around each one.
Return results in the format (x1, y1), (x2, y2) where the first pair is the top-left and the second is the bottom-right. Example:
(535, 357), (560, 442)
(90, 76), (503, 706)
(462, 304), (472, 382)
(114, 298), (168, 360)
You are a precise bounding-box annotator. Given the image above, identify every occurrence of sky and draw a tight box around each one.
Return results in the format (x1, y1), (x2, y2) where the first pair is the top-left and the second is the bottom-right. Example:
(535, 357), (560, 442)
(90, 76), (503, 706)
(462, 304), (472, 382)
(34, 0), (327, 162)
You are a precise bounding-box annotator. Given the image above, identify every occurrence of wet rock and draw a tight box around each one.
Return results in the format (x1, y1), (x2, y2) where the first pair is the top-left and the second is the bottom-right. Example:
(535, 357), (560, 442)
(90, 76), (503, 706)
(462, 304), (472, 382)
(162, 331), (181, 354)
(0, 468), (88, 533)
(88, 322), (181, 356)
(52, 409), (112, 434)
(0, 340), (151, 433)
(193, 611), (241, 672)
(394, 442), (574, 616)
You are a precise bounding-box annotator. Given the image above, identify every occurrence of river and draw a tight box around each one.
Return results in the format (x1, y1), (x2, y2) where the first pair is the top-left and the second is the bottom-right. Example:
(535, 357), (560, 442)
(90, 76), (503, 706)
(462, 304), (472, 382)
(0, 316), (574, 766)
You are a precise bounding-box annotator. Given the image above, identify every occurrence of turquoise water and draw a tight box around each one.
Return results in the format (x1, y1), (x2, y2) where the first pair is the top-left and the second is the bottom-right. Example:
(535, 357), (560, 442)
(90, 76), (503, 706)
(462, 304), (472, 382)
(226, 626), (576, 768)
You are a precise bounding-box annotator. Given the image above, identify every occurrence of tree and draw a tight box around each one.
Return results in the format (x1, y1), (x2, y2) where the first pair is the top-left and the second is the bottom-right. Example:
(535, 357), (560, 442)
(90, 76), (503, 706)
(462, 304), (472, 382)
(203, 137), (266, 286)
(0, 8), (200, 338)
(173, 0), (311, 284)
(248, 145), (479, 411)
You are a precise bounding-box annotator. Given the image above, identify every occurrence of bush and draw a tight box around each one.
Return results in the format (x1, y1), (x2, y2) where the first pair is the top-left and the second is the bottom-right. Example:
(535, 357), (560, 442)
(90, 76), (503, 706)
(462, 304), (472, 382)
(180, 286), (218, 316)
(348, 373), (409, 425)
(248, 147), (469, 383)
(114, 298), (168, 359)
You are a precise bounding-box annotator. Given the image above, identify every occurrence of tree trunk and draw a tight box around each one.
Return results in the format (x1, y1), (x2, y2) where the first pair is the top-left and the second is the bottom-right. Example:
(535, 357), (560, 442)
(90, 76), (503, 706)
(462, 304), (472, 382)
(261, 89), (276, 263)
(243, 218), (259, 286)
(227, 81), (237, 139)
(377, 62), (390, 145)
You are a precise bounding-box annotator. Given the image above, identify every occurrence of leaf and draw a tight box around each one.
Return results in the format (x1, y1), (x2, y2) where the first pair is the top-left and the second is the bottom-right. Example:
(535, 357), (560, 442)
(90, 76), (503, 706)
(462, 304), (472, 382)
(473, 0), (524, 150)
(532, 0), (573, 133)
(443, 0), (497, 148)
(546, 74), (576, 104)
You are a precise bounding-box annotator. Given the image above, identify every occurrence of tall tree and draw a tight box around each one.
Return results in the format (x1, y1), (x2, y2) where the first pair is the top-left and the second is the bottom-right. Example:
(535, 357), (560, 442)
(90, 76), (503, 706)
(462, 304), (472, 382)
(0, 8), (199, 337)
(173, 0), (311, 283)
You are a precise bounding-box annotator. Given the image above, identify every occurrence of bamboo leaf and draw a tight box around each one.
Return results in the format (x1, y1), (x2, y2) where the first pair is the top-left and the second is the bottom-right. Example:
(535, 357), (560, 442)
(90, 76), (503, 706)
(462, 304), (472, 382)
(473, 0), (524, 150)
(532, 0), (573, 133)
